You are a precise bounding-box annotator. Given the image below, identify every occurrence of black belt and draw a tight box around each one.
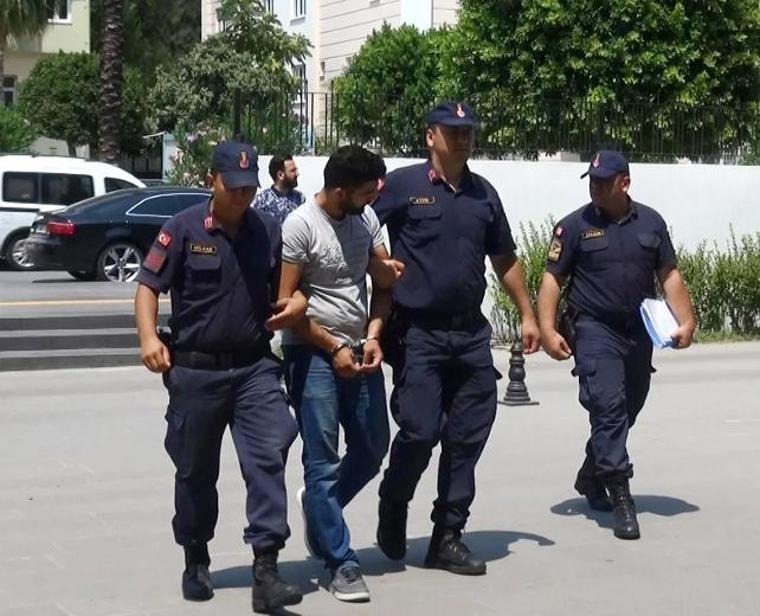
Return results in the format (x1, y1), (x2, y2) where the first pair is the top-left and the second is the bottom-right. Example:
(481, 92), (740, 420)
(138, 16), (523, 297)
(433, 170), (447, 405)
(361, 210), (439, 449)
(173, 345), (270, 370)
(397, 306), (483, 330)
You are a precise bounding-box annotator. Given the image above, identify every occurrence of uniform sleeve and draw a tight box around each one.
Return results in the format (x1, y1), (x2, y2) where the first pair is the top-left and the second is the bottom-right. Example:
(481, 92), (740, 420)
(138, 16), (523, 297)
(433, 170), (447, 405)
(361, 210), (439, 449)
(484, 191), (517, 256)
(135, 217), (183, 293)
(545, 217), (579, 277)
(371, 173), (406, 225)
(281, 212), (311, 264)
(657, 219), (678, 270)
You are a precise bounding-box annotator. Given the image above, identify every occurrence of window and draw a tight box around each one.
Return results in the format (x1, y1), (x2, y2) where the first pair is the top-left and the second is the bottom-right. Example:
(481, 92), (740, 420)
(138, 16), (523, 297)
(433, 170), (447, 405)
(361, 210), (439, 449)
(3, 77), (16, 106)
(293, 0), (306, 19)
(41, 173), (94, 206)
(2, 172), (38, 203)
(128, 195), (185, 218)
(105, 177), (139, 193)
(176, 194), (207, 211)
(293, 63), (307, 92)
(47, 0), (70, 23)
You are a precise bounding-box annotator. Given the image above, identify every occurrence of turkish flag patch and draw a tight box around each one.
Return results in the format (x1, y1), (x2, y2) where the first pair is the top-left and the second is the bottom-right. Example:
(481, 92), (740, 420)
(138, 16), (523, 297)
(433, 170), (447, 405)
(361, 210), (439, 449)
(143, 246), (167, 274)
(157, 231), (172, 247)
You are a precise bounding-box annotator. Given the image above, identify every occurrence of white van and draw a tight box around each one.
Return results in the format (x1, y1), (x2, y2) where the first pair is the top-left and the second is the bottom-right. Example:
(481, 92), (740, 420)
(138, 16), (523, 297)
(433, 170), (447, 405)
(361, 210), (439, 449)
(0, 155), (145, 270)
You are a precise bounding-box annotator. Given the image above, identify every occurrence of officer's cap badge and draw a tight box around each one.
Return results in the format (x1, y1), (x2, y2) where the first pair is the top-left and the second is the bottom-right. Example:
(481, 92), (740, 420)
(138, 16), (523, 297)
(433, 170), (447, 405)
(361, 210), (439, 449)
(239, 150), (250, 169)
(456, 103), (466, 118)
(592, 153), (601, 167)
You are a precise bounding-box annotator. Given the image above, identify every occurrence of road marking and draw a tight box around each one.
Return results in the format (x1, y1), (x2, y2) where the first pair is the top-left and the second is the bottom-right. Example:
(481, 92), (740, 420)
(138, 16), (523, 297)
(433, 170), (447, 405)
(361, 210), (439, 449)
(0, 298), (169, 307)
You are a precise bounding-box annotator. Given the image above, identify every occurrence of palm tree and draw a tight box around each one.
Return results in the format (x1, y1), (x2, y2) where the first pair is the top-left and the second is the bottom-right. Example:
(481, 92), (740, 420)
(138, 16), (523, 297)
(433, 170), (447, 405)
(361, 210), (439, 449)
(98, 0), (124, 164)
(0, 0), (48, 102)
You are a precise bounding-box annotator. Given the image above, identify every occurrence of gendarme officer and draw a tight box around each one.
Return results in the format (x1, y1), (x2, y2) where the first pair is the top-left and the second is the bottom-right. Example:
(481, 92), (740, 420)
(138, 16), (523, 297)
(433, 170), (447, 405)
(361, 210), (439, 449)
(134, 140), (305, 613)
(537, 150), (696, 540)
(372, 102), (539, 575)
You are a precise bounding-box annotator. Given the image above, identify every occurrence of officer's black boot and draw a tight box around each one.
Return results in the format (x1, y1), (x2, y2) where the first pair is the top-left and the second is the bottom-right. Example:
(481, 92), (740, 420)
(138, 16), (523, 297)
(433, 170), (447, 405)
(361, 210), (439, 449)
(574, 457), (613, 512)
(182, 544), (214, 601)
(605, 477), (640, 540)
(251, 551), (303, 614)
(376, 499), (408, 560)
(424, 527), (486, 575)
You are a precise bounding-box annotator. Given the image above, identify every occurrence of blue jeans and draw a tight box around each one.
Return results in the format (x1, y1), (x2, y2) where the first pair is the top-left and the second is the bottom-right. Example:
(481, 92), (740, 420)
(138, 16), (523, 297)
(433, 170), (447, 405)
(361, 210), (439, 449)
(283, 345), (389, 570)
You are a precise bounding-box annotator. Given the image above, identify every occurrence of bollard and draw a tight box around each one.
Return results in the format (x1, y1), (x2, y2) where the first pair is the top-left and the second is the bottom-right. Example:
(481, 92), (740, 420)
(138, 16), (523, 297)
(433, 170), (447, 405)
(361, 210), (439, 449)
(498, 340), (539, 406)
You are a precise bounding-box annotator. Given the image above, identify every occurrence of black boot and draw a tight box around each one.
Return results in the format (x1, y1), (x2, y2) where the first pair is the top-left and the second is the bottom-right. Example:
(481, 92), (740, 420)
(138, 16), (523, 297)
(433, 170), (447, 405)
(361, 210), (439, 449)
(605, 477), (640, 540)
(251, 552), (303, 614)
(377, 499), (408, 560)
(424, 527), (486, 575)
(574, 457), (613, 512)
(182, 545), (213, 601)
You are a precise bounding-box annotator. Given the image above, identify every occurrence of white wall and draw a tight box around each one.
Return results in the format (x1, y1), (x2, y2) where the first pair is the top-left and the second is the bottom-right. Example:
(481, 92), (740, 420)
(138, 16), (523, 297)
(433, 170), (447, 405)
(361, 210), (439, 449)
(266, 155), (760, 251)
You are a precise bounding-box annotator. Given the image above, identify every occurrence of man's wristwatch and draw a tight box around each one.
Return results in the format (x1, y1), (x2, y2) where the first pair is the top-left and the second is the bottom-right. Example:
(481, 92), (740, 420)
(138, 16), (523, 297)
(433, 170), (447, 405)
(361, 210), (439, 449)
(330, 342), (349, 357)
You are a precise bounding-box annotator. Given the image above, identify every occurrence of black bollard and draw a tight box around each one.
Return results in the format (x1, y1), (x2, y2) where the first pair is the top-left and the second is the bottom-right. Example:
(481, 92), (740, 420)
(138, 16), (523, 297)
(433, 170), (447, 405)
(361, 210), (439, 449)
(498, 340), (539, 407)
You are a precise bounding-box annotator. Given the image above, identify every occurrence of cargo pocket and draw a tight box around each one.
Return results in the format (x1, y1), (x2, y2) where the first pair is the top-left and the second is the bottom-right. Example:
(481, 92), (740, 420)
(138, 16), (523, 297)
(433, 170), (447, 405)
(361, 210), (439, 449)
(572, 358), (597, 410)
(164, 405), (186, 465)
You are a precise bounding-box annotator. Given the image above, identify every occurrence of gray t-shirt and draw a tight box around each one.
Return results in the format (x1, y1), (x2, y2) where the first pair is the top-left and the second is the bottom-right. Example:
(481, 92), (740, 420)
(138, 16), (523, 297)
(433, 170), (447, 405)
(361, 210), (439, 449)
(282, 200), (385, 345)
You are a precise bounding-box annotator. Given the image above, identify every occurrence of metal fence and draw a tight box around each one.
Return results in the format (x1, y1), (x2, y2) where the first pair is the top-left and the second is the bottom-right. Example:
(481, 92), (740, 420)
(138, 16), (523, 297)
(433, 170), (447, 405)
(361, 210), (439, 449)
(237, 89), (760, 163)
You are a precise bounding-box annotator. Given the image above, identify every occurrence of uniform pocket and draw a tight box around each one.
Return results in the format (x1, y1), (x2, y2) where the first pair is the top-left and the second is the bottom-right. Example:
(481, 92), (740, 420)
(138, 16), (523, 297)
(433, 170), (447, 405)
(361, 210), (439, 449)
(408, 204), (442, 219)
(637, 232), (661, 249)
(187, 253), (221, 288)
(579, 237), (609, 252)
(572, 358), (597, 410)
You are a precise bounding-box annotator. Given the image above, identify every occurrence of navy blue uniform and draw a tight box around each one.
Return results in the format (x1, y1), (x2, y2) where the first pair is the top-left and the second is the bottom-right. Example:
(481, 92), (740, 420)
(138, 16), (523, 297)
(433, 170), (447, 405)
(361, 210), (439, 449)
(372, 161), (515, 530)
(136, 201), (299, 554)
(547, 200), (677, 478)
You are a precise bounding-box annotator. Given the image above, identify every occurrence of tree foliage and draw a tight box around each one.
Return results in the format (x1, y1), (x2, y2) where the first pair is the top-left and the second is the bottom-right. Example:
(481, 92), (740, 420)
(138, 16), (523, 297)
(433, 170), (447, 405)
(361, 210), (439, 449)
(0, 0), (48, 89)
(90, 0), (201, 83)
(437, 0), (760, 160)
(148, 0), (309, 136)
(0, 104), (36, 152)
(19, 52), (146, 155)
(333, 23), (444, 155)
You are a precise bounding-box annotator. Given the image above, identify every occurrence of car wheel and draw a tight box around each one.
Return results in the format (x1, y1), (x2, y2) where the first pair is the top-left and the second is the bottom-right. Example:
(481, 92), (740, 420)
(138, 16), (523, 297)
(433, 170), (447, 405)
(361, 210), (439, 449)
(68, 270), (97, 281)
(3, 232), (36, 271)
(96, 242), (143, 283)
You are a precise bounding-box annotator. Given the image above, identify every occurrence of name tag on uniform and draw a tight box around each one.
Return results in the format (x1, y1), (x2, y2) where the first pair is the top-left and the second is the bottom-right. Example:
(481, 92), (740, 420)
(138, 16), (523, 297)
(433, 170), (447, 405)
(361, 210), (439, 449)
(582, 228), (605, 240)
(189, 242), (218, 255)
(409, 196), (436, 206)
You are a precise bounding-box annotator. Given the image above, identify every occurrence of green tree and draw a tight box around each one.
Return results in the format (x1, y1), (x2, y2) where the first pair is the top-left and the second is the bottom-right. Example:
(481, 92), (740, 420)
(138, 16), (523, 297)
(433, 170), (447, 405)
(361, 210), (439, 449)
(148, 0), (309, 143)
(333, 23), (444, 155)
(0, 105), (36, 151)
(0, 0), (48, 95)
(438, 0), (760, 161)
(19, 52), (146, 156)
(90, 0), (201, 83)
(98, 0), (125, 164)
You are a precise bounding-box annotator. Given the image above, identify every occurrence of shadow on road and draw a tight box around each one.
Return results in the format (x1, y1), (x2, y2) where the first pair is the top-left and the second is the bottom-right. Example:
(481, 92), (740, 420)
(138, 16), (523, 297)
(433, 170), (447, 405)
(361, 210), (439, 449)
(551, 494), (700, 529)
(211, 528), (555, 597)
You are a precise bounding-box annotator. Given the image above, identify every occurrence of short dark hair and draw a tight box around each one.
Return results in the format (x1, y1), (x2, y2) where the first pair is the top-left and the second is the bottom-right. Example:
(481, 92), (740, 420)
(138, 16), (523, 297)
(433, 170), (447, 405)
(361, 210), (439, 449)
(324, 145), (386, 190)
(268, 153), (293, 181)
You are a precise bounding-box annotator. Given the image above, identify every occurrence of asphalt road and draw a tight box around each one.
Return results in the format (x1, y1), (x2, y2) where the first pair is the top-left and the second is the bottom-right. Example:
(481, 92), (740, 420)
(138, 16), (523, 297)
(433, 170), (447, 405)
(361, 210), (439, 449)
(1, 342), (758, 615)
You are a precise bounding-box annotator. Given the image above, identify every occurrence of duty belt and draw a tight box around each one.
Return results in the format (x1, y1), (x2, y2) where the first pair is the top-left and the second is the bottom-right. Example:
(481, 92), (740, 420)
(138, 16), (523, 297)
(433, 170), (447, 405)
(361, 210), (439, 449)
(173, 345), (269, 370)
(397, 306), (483, 330)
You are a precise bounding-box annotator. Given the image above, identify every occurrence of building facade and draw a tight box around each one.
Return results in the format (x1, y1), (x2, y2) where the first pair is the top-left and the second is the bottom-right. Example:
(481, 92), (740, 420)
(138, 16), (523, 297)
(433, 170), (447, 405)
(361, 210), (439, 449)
(4, 0), (91, 107)
(201, 0), (460, 93)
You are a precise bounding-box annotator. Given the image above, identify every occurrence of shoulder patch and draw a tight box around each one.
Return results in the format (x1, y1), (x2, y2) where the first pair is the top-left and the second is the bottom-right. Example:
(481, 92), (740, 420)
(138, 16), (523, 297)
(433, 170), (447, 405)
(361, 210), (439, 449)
(143, 246), (167, 274)
(547, 238), (562, 262)
(157, 231), (172, 247)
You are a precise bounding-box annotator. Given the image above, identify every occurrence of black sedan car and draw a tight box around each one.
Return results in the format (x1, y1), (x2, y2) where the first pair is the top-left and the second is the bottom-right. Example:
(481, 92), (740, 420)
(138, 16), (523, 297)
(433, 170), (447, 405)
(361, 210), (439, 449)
(26, 186), (211, 282)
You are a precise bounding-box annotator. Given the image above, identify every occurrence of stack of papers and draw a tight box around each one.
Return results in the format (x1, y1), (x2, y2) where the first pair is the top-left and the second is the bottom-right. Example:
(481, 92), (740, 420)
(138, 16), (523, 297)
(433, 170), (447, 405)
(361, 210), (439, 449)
(639, 298), (680, 349)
